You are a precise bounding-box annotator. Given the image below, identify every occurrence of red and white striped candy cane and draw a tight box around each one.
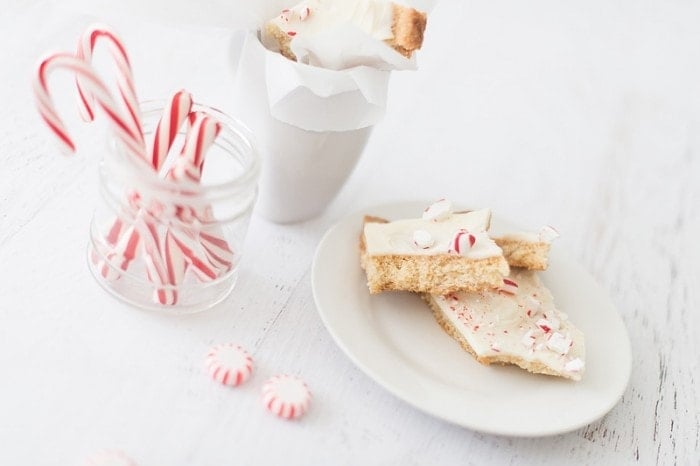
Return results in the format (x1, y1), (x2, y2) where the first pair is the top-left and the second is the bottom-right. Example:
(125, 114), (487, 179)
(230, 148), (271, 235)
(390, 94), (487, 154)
(34, 52), (145, 159)
(162, 230), (188, 300)
(90, 188), (143, 279)
(151, 89), (193, 171)
(199, 230), (234, 273)
(95, 222), (140, 280)
(136, 216), (178, 305)
(95, 91), (194, 277)
(76, 24), (146, 159)
(165, 112), (235, 279)
(184, 111), (221, 170)
(110, 110), (226, 302)
(165, 111), (222, 183)
(167, 228), (218, 282)
(114, 108), (221, 290)
(34, 51), (147, 278)
(74, 26), (151, 272)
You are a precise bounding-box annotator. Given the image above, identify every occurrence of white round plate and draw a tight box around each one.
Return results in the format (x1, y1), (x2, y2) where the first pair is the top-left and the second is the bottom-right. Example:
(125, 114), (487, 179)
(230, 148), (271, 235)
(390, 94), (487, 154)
(311, 201), (632, 437)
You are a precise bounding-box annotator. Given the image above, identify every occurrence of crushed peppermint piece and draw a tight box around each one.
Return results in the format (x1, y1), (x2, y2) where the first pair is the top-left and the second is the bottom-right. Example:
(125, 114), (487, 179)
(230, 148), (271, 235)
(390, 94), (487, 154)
(449, 229), (476, 254)
(564, 358), (585, 372)
(539, 225), (560, 242)
(546, 332), (572, 355)
(499, 278), (519, 295)
(422, 199), (453, 221)
(536, 318), (553, 333)
(521, 329), (536, 347)
(413, 230), (434, 249)
(490, 342), (501, 352)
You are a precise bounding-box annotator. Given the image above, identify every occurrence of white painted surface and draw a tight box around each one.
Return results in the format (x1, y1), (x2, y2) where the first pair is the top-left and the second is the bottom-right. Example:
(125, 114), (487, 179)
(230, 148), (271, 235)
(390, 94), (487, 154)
(1, 1), (698, 465)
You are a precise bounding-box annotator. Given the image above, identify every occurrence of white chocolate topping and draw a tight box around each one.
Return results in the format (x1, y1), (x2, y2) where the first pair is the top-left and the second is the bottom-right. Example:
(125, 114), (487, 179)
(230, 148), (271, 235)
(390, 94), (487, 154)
(494, 225), (560, 244)
(262, 0), (396, 69)
(432, 269), (585, 380)
(422, 199), (453, 221)
(412, 230), (434, 249)
(364, 209), (503, 259)
(564, 358), (585, 373)
(271, 0), (393, 39)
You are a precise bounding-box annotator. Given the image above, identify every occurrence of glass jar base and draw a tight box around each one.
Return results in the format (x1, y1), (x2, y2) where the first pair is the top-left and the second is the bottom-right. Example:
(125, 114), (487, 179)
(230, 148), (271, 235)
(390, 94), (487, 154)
(87, 243), (238, 314)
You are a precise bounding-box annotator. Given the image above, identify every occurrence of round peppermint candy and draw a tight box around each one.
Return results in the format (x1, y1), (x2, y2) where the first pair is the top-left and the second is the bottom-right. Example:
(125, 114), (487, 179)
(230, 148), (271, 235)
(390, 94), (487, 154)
(206, 343), (254, 387)
(262, 374), (311, 420)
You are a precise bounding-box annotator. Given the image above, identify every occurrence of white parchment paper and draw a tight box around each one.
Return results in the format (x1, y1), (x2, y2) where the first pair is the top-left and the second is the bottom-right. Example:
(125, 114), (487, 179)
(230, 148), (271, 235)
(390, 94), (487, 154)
(263, 39), (390, 130)
(234, 32), (389, 131)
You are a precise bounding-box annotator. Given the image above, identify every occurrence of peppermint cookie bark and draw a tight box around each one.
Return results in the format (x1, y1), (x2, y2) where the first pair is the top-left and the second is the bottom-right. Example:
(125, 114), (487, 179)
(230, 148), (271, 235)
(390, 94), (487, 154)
(262, 0), (427, 62)
(423, 269), (585, 381)
(359, 202), (510, 295)
(493, 225), (559, 271)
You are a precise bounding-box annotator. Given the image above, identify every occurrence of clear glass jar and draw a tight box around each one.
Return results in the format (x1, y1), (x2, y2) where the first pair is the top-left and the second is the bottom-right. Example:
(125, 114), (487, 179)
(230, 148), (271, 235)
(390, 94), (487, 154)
(88, 101), (260, 313)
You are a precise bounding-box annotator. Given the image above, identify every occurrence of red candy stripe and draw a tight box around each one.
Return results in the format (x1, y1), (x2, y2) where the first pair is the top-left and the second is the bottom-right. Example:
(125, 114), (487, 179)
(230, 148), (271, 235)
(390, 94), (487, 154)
(499, 278), (519, 295)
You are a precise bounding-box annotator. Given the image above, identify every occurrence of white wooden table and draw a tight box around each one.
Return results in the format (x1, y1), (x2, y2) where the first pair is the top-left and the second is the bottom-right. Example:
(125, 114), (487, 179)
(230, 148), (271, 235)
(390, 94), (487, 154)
(1, 1), (698, 464)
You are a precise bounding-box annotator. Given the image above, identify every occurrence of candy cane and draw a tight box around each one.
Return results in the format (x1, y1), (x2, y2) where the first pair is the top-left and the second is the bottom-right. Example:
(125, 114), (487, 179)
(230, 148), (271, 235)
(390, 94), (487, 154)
(90, 189), (143, 279)
(94, 91), (194, 277)
(73, 26), (150, 271)
(163, 112), (235, 280)
(163, 230), (187, 297)
(33, 52), (145, 158)
(94, 222), (140, 280)
(165, 111), (222, 183)
(92, 109), (230, 295)
(167, 228), (218, 282)
(199, 231), (234, 272)
(98, 110), (227, 296)
(76, 24), (146, 159)
(136, 216), (177, 305)
(151, 89), (193, 171)
(184, 111), (221, 169)
(173, 113), (233, 266)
